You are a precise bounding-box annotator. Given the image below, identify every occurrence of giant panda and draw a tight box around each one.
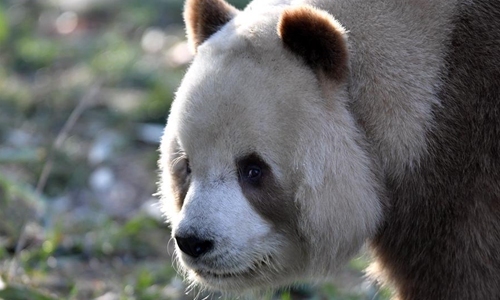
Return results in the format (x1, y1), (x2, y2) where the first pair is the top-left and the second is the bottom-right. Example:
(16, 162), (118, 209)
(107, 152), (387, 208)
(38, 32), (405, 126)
(157, 0), (500, 299)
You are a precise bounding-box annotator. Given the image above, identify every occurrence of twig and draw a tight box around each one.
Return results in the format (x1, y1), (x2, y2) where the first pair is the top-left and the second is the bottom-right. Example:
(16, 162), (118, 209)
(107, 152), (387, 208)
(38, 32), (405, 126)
(35, 82), (101, 195)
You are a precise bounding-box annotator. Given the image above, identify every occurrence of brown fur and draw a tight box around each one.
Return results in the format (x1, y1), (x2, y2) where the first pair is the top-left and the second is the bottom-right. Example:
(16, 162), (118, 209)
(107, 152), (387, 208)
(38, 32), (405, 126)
(236, 152), (308, 274)
(236, 152), (302, 234)
(184, 0), (238, 52)
(370, 1), (500, 299)
(278, 6), (348, 81)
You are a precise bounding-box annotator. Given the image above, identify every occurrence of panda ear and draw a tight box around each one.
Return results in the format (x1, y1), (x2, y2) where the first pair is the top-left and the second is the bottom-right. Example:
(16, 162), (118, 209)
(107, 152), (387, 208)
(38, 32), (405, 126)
(184, 0), (239, 53)
(278, 6), (348, 81)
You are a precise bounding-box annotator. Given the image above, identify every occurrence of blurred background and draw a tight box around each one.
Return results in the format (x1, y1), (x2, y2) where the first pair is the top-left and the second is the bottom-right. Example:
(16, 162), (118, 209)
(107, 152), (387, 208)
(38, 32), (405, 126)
(0, 0), (390, 299)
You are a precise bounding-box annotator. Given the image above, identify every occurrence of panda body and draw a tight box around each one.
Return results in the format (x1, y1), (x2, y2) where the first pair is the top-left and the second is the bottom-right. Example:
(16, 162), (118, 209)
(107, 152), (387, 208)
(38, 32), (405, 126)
(158, 0), (500, 299)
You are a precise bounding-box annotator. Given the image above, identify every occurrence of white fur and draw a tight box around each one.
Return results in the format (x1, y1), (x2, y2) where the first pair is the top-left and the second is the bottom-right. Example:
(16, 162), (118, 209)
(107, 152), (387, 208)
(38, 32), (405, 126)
(305, 0), (457, 177)
(175, 181), (277, 285)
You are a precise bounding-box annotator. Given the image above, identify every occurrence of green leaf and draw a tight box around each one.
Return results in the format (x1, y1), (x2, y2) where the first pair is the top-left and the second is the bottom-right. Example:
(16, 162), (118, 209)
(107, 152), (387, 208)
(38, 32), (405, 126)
(15, 37), (59, 68)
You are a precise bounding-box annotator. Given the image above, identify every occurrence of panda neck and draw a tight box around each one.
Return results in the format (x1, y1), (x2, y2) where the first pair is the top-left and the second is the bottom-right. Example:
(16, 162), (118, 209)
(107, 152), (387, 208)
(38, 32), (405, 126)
(324, 0), (456, 178)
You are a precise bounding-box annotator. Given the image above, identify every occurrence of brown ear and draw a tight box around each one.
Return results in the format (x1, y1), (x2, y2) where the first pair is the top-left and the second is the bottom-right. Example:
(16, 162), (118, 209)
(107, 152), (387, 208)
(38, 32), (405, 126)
(278, 6), (348, 81)
(184, 0), (239, 53)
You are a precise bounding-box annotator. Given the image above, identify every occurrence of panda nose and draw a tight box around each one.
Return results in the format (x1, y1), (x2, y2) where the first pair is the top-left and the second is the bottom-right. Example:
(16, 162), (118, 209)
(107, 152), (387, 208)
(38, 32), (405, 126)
(175, 235), (214, 258)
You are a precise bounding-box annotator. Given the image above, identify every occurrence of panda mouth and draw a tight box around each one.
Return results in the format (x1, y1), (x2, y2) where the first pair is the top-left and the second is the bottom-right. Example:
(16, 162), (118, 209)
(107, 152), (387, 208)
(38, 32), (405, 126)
(195, 256), (272, 279)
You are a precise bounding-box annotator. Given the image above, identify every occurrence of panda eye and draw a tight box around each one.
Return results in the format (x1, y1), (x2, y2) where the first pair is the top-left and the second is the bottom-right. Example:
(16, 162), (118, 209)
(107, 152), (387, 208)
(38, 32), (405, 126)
(171, 155), (191, 177)
(185, 159), (191, 174)
(237, 153), (269, 186)
(244, 165), (261, 181)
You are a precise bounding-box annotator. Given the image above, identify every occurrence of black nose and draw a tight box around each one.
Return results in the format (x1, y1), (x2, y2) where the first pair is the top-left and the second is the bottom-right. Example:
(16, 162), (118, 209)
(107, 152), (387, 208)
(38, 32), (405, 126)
(175, 235), (213, 258)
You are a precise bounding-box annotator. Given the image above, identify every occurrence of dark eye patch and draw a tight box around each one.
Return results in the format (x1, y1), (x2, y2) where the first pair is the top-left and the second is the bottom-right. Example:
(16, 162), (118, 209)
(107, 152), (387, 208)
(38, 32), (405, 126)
(185, 159), (192, 175)
(172, 156), (190, 176)
(169, 140), (191, 210)
(237, 153), (270, 187)
(171, 156), (191, 210)
(236, 152), (300, 230)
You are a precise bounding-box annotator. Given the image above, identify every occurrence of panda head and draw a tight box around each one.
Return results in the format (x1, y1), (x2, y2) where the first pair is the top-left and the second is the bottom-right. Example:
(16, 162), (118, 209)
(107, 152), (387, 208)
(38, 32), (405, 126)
(158, 0), (383, 292)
